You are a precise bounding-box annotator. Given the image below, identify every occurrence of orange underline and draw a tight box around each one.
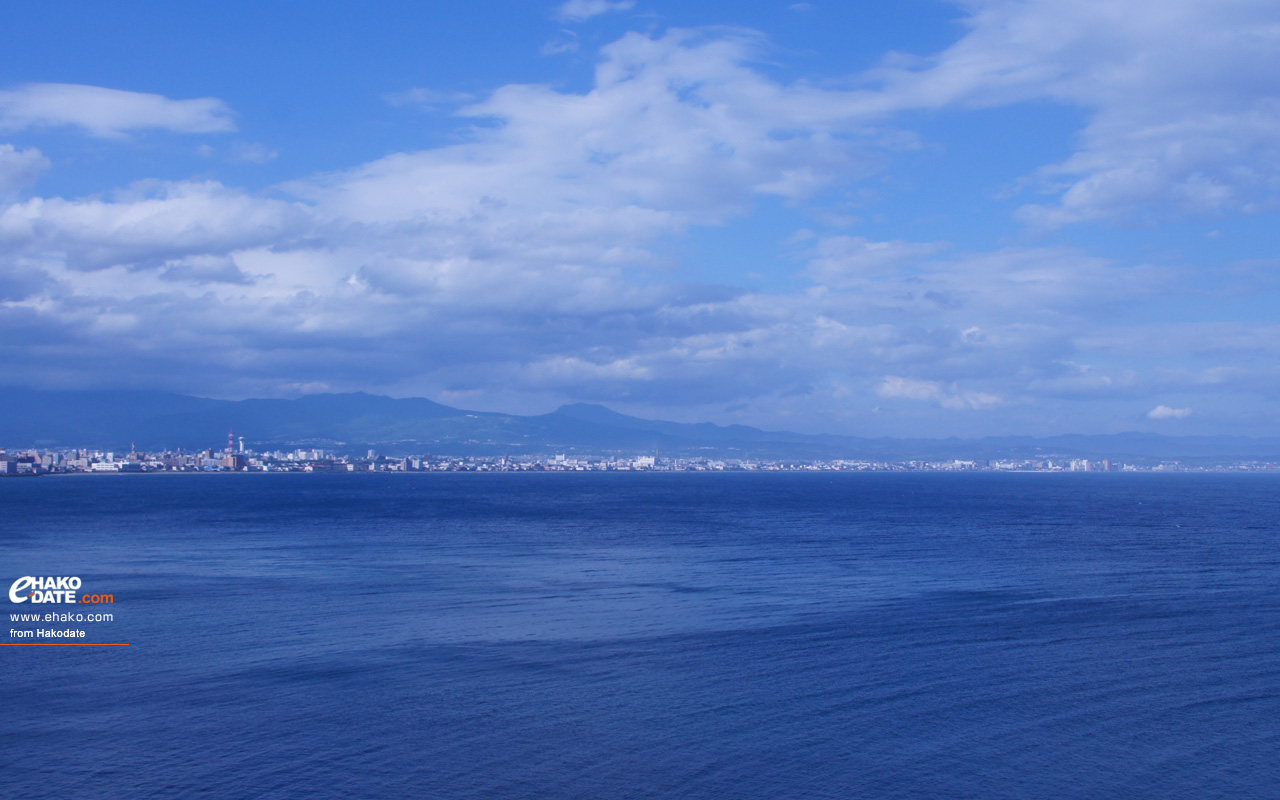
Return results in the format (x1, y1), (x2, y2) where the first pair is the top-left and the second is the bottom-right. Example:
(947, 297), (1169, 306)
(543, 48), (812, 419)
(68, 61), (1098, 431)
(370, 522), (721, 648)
(2, 643), (129, 646)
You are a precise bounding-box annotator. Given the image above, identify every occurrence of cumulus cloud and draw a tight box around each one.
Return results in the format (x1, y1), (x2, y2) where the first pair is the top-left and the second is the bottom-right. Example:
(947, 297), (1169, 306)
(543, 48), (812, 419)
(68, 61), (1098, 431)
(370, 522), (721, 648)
(1148, 405), (1192, 420)
(294, 27), (888, 234)
(157, 254), (254, 285)
(864, 0), (1280, 226)
(2, 21), (1278, 435)
(3, 29), (886, 401)
(0, 83), (235, 137)
(0, 39), (1153, 423)
(803, 235), (1165, 322)
(0, 263), (51, 301)
(555, 0), (635, 22)
(805, 236), (949, 287)
(876, 376), (1003, 411)
(0, 144), (48, 200)
(0, 180), (308, 270)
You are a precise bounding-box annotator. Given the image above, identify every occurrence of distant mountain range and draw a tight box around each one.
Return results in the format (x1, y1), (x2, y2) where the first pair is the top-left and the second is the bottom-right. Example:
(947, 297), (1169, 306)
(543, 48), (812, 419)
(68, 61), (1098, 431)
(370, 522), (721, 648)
(3, 390), (1280, 464)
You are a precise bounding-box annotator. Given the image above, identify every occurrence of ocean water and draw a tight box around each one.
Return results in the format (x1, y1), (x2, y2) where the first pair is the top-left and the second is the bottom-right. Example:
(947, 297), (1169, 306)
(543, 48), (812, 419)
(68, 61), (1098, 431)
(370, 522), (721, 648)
(2, 472), (1278, 798)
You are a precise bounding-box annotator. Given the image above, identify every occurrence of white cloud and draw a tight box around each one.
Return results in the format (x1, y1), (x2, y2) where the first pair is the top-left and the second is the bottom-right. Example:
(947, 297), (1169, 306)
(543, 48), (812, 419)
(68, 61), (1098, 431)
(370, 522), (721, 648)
(0, 180), (308, 270)
(541, 33), (581, 56)
(292, 27), (892, 244)
(0, 83), (235, 138)
(0, 28), (1146, 424)
(805, 236), (949, 287)
(875, 376), (1003, 411)
(1148, 405), (1193, 420)
(228, 142), (278, 164)
(803, 235), (1165, 323)
(382, 88), (474, 108)
(0, 144), (48, 200)
(555, 0), (635, 22)
(2, 24), (1278, 435)
(864, 0), (1280, 226)
(158, 254), (253, 285)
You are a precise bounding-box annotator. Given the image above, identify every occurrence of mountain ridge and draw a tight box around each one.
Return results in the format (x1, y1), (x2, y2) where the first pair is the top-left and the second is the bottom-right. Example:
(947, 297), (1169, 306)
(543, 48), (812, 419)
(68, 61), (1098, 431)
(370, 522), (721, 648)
(2, 390), (1279, 464)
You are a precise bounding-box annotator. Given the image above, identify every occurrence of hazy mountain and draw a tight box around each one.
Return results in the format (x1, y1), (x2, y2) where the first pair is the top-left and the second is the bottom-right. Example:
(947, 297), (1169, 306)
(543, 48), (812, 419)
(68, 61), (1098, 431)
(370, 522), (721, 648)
(3, 390), (1280, 464)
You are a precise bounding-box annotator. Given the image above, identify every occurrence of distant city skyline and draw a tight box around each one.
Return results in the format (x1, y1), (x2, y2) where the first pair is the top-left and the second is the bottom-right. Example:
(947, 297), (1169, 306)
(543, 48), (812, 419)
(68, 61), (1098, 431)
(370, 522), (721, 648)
(2, 1), (1279, 438)
(12, 445), (1270, 475)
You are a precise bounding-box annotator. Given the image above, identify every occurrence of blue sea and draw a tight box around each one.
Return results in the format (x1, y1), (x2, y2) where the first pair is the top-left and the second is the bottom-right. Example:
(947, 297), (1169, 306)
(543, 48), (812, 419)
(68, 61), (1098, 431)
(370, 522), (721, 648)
(3, 473), (1279, 798)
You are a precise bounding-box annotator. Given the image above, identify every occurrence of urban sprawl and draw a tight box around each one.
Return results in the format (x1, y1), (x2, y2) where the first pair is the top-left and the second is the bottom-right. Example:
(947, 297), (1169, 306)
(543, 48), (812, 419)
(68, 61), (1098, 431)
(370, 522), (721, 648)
(1, 433), (1276, 475)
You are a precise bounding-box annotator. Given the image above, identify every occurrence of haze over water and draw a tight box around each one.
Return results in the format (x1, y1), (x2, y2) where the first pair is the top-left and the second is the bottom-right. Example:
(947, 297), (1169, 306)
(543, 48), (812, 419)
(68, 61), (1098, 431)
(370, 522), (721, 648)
(4, 472), (1279, 798)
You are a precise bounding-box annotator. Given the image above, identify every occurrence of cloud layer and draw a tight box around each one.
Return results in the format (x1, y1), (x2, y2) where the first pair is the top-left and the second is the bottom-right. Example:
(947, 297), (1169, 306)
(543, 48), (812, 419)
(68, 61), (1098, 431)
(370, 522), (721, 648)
(1148, 405), (1193, 420)
(556, 0), (635, 22)
(864, 0), (1280, 226)
(2, 4), (1279, 436)
(0, 83), (235, 138)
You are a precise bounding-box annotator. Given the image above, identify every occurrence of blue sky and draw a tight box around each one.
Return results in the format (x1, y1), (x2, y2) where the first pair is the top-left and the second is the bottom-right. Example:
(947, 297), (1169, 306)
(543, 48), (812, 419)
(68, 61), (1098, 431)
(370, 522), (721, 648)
(2, 0), (1279, 437)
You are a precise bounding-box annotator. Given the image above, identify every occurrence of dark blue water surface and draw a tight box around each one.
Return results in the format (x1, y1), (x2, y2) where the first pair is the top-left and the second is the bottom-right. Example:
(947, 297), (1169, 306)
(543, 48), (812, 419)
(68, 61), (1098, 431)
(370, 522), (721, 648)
(3, 473), (1279, 798)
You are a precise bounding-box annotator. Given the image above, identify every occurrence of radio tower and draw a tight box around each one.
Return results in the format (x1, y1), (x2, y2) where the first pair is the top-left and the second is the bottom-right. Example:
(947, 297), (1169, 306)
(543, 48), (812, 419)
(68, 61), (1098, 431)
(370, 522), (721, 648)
(226, 427), (235, 455)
